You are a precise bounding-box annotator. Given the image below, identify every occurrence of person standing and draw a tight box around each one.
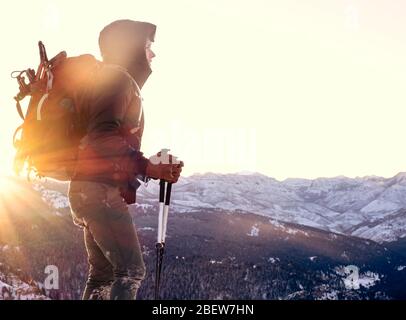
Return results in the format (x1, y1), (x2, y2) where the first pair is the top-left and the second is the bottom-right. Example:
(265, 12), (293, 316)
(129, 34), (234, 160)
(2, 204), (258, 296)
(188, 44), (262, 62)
(68, 20), (183, 300)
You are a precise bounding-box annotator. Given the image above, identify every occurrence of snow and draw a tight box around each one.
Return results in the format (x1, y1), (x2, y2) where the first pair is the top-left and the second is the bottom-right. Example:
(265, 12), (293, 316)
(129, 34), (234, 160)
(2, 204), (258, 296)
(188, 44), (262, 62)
(32, 171), (406, 243)
(175, 256), (186, 260)
(329, 234), (338, 240)
(360, 199), (400, 214)
(286, 229), (299, 235)
(34, 183), (69, 210)
(247, 225), (259, 237)
(352, 216), (406, 243)
(269, 219), (309, 236)
(357, 272), (380, 289)
(0, 280), (12, 290)
(209, 260), (223, 264)
(133, 203), (153, 210)
(335, 266), (380, 290)
(166, 173), (406, 243)
(319, 290), (339, 300)
(0, 270), (48, 300)
(138, 227), (155, 231)
(269, 219), (284, 228)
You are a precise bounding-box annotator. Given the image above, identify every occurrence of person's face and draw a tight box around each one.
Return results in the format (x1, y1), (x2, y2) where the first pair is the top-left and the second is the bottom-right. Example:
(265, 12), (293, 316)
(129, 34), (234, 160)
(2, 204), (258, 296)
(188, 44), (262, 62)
(145, 39), (155, 66)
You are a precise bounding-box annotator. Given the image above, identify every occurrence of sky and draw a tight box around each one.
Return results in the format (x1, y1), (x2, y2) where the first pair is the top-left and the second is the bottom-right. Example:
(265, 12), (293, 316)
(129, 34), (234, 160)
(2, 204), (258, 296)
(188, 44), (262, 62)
(0, 0), (406, 180)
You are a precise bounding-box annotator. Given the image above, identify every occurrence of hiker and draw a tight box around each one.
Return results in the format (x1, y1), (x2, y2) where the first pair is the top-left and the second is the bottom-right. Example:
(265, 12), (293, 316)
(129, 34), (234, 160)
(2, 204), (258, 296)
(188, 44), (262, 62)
(67, 20), (184, 300)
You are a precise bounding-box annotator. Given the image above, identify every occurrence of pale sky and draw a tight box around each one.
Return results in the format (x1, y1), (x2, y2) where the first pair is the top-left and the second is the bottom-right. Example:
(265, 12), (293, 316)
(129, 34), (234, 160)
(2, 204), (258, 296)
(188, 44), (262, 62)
(0, 0), (406, 180)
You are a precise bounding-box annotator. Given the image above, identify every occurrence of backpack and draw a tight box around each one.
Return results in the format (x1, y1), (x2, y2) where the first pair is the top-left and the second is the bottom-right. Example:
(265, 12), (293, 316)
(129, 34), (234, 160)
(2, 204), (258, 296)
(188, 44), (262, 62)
(12, 41), (99, 181)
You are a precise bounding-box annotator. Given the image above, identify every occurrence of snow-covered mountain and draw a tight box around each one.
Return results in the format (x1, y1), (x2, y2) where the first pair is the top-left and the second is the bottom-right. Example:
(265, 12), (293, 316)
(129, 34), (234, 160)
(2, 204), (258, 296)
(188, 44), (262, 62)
(133, 172), (406, 243)
(3, 174), (406, 299)
(27, 171), (406, 244)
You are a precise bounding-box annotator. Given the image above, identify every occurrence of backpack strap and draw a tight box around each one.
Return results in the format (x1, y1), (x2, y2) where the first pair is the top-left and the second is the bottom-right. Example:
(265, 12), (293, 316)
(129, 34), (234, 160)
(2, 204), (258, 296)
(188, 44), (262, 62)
(36, 93), (49, 121)
(15, 99), (25, 120)
(103, 63), (144, 127)
(13, 125), (23, 148)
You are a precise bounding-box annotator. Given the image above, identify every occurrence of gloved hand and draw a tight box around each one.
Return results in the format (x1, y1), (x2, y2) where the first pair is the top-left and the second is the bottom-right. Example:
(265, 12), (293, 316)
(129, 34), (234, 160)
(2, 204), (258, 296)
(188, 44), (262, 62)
(146, 152), (184, 183)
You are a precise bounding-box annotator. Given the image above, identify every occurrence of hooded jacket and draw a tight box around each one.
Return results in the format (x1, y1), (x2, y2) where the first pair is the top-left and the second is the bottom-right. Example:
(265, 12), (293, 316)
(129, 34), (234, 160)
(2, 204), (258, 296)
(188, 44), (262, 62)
(72, 21), (156, 199)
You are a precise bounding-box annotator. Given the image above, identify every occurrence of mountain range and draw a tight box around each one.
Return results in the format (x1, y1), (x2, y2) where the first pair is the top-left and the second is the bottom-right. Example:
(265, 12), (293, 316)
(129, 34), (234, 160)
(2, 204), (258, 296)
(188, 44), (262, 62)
(1, 172), (406, 299)
(136, 172), (406, 244)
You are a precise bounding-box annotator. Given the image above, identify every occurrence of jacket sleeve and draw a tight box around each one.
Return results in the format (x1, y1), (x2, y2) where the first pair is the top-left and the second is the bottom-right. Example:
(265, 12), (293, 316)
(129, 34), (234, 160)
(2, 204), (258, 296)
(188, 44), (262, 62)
(84, 72), (149, 177)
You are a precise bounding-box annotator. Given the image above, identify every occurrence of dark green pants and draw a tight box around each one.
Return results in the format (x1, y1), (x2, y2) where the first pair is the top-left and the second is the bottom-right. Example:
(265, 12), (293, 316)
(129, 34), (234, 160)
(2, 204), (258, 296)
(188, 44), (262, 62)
(68, 181), (146, 300)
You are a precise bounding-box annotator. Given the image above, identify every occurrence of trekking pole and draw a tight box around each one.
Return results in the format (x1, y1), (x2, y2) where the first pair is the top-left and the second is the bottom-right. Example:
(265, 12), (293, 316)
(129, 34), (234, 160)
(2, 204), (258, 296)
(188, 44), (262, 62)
(155, 179), (172, 300)
(155, 179), (165, 299)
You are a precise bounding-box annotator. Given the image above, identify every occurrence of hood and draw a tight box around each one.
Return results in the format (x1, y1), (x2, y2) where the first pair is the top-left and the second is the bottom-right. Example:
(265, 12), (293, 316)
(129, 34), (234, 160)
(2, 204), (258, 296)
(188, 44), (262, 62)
(99, 20), (157, 89)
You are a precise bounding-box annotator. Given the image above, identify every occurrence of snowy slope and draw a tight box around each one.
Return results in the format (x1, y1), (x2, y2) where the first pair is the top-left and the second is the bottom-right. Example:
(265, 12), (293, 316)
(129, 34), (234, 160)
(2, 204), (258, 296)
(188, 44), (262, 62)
(134, 172), (406, 243)
(28, 171), (406, 243)
(3, 175), (406, 300)
(0, 265), (48, 300)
